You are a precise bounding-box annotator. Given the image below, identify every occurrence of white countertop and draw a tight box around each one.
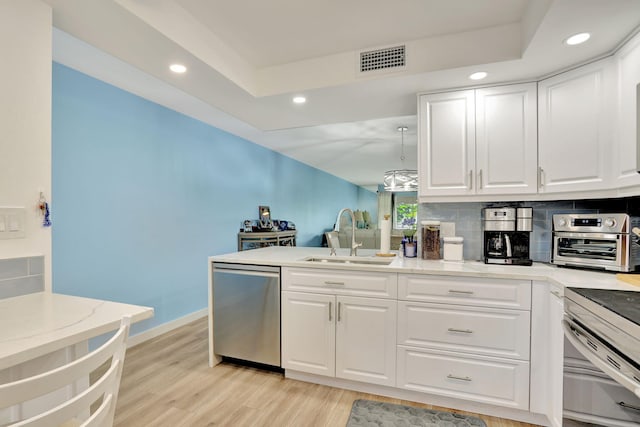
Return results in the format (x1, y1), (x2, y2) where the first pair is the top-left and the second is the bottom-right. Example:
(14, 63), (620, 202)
(0, 292), (154, 370)
(210, 246), (640, 292)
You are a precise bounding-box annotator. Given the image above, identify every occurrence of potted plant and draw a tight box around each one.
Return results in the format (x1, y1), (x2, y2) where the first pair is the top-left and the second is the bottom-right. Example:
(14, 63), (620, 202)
(402, 218), (417, 257)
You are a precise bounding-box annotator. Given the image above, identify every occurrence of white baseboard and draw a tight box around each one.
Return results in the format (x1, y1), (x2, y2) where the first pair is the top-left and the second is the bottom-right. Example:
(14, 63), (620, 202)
(126, 308), (207, 348)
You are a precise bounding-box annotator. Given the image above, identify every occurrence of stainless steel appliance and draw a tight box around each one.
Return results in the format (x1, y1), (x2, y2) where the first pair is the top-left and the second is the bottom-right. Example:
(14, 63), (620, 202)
(483, 207), (532, 265)
(213, 263), (281, 367)
(563, 287), (640, 425)
(552, 214), (640, 272)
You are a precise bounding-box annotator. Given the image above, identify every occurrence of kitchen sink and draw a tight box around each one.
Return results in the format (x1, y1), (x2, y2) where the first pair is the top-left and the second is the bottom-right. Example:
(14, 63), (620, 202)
(301, 256), (394, 266)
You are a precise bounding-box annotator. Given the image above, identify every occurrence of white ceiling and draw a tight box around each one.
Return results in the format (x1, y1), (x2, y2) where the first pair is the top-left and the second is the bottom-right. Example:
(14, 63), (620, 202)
(45, 0), (640, 191)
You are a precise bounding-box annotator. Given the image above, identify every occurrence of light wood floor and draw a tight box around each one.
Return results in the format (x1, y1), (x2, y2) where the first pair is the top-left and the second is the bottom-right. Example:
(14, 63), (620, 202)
(114, 317), (541, 427)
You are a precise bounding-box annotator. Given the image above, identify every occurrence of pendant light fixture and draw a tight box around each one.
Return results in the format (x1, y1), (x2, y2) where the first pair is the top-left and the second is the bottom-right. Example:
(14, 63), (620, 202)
(383, 126), (418, 191)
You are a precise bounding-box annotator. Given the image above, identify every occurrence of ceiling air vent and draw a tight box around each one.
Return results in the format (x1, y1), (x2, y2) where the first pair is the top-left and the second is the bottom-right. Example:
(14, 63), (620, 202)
(360, 45), (405, 73)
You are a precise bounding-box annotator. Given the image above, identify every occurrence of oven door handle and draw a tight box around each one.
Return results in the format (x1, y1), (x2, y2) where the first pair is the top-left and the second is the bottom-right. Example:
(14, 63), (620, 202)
(553, 232), (621, 239)
(562, 319), (640, 399)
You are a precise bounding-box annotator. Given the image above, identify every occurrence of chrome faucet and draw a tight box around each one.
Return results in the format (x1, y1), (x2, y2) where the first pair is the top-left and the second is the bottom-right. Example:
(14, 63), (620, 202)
(334, 208), (362, 256)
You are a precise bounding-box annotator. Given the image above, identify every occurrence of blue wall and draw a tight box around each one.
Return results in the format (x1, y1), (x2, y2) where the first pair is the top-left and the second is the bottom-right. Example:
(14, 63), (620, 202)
(52, 63), (376, 334)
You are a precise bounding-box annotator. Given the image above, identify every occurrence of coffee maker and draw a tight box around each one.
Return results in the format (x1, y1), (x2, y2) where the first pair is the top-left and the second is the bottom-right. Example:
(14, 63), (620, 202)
(483, 207), (533, 266)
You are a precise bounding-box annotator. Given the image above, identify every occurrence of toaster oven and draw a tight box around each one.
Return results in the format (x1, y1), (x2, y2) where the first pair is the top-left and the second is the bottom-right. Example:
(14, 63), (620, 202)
(551, 213), (640, 272)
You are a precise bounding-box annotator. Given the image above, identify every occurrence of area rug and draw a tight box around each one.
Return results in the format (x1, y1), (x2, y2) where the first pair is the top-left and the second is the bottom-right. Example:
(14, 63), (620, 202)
(346, 399), (487, 427)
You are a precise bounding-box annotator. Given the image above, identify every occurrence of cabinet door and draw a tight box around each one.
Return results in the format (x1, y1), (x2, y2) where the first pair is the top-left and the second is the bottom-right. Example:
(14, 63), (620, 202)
(538, 58), (615, 193)
(418, 90), (476, 197)
(476, 83), (538, 195)
(615, 33), (640, 189)
(281, 291), (335, 377)
(335, 296), (397, 386)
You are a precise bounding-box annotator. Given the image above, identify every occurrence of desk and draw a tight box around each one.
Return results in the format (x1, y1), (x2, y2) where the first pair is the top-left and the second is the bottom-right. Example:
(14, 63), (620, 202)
(0, 292), (153, 423)
(237, 230), (297, 251)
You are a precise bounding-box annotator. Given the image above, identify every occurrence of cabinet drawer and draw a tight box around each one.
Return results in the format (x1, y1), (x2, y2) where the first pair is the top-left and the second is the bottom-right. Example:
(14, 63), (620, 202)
(397, 346), (530, 410)
(398, 274), (531, 310)
(282, 267), (397, 298)
(398, 302), (530, 360)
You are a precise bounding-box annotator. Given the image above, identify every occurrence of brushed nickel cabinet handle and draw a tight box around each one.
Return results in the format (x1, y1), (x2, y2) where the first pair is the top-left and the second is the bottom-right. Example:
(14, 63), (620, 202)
(447, 374), (472, 382)
(478, 169), (483, 189)
(468, 170), (473, 190)
(551, 290), (562, 299)
(338, 302), (342, 322)
(325, 281), (345, 286)
(329, 302), (332, 321)
(539, 166), (545, 187)
(448, 289), (474, 295)
(447, 328), (474, 334)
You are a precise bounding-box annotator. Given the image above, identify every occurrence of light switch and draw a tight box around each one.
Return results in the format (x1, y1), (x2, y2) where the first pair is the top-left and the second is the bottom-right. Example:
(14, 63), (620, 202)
(8, 215), (20, 232)
(0, 208), (26, 239)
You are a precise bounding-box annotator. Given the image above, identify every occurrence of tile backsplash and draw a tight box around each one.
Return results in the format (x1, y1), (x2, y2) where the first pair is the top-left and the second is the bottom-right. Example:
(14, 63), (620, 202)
(418, 196), (640, 262)
(0, 256), (44, 299)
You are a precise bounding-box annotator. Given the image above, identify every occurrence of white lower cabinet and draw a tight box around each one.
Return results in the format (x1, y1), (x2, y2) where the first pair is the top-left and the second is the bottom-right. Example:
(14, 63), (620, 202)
(282, 269), (538, 417)
(548, 285), (565, 427)
(397, 273), (532, 411)
(396, 346), (530, 410)
(282, 288), (397, 387)
(281, 291), (335, 376)
(335, 296), (397, 386)
(397, 301), (530, 360)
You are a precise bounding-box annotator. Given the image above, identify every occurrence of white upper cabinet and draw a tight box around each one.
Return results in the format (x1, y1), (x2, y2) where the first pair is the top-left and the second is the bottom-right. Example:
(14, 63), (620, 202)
(418, 83), (537, 200)
(475, 84), (538, 195)
(418, 90), (476, 197)
(538, 58), (616, 194)
(615, 33), (640, 189)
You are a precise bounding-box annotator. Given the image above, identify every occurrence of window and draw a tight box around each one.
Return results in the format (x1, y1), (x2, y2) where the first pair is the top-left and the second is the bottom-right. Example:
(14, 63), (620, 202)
(393, 194), (417, 230)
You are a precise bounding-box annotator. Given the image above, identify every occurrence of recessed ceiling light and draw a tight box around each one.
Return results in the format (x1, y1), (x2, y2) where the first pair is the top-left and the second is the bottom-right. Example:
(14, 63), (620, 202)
(469, 71), (488, 81)
(292, 96), (306, 104)
(565, 32), (591, 46)
(169, 64), (187, 73)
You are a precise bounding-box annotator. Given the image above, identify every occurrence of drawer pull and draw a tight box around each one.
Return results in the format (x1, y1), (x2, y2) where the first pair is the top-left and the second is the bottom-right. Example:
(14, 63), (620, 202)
(338, 302), (342, 322)
(447, 374), (472, 382)
(325, 281), (345, 286)
(618, 401), (640, 413)
(447, 328), (473, 334)
(550, 290), (562, 298)
(328, 302), (332, 321)
(448, 289), (474, 295)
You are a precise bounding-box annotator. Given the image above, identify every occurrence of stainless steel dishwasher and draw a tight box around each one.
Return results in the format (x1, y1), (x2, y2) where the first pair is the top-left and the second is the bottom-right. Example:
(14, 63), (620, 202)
(212, 263), (281, 367)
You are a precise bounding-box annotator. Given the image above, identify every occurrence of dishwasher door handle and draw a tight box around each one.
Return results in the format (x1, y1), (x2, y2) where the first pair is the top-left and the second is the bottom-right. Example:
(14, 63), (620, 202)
(214, 268), (280, 279)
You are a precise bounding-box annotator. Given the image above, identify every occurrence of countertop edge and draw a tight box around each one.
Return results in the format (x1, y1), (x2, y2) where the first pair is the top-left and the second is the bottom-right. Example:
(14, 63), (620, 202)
(208, 247), (640, 292)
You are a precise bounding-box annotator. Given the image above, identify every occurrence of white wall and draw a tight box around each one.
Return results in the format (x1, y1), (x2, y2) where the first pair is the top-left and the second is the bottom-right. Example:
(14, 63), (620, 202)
(0, 1), (52, 289)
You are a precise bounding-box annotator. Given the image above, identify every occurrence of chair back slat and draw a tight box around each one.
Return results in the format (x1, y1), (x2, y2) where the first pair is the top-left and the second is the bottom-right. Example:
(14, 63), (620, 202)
(0, 316), (131, 427)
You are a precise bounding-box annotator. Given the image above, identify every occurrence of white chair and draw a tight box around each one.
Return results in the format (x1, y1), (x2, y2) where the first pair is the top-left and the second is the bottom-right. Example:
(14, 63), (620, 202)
(0, 316), (131, 427)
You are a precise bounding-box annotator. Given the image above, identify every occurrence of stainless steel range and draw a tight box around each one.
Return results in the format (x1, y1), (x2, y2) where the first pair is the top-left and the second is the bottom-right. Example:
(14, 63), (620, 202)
(564, 287), (640, 402)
